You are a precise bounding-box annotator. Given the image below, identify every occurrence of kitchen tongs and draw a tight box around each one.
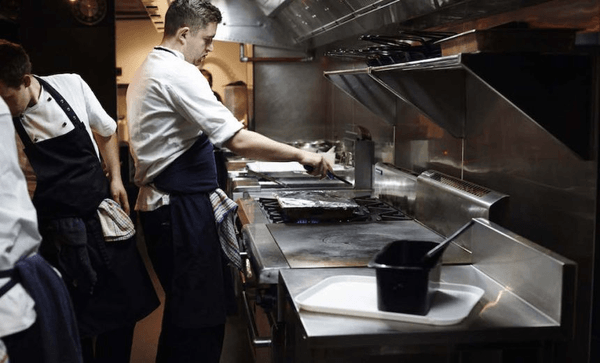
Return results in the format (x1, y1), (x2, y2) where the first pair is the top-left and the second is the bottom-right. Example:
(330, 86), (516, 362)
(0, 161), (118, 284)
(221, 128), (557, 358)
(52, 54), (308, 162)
(248, 169), (288, 187)
(304, 165), (352, 186)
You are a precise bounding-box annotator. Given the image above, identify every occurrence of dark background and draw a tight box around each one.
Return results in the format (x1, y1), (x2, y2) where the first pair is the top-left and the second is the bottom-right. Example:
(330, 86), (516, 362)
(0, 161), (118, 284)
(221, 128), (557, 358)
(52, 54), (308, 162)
(0, 0), (117, 118)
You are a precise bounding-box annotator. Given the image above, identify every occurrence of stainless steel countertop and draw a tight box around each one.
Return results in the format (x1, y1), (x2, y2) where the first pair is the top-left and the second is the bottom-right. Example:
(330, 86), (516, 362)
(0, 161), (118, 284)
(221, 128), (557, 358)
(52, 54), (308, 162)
(279, 265), (564, 349)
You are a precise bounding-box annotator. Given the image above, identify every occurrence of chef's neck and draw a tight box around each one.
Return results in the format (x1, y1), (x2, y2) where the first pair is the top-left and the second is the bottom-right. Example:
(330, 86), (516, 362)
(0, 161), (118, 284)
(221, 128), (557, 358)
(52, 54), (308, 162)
(25, 75), (41, 109)
(159, 37), (183, 55)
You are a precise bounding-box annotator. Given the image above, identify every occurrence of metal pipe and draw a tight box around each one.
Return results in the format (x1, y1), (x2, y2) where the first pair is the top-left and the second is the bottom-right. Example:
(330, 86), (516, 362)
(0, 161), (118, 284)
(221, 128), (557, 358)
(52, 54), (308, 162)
(239, 43), (313, 63)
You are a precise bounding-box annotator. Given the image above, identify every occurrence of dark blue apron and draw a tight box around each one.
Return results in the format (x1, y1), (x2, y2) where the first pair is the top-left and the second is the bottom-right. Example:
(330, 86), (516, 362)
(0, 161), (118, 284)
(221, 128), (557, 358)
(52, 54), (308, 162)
(12, 77), (159, 337)
(0, 254), (83, 363)
(150, 134), (234, 327)
(12, 77), (107, 221)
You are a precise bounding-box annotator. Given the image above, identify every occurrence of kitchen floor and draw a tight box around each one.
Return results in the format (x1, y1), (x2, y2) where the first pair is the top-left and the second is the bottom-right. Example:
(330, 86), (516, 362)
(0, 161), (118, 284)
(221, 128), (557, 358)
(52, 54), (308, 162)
(129, 228), (255, 363)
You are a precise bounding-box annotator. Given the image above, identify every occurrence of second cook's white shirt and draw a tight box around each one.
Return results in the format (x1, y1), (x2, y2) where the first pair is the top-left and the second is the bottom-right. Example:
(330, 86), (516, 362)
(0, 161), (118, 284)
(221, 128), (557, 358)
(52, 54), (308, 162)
(127, 47), (243, 211)
(15, 74), (117, 195)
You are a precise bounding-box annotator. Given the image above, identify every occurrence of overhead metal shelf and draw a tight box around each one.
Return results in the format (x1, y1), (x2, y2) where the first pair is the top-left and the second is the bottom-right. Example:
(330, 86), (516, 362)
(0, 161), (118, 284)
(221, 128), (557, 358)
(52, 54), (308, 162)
(324, 52), (595, 159)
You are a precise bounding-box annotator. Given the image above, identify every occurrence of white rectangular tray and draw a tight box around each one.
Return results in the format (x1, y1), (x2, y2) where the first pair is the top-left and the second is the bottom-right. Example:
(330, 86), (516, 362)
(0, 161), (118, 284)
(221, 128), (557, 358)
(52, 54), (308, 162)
(247, 161), (347, 173)
(295, 275), (484, 326)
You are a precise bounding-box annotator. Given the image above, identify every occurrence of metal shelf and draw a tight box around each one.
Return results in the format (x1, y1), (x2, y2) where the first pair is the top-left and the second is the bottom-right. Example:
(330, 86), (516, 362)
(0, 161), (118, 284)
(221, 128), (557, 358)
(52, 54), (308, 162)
(325, 52), (595, 159)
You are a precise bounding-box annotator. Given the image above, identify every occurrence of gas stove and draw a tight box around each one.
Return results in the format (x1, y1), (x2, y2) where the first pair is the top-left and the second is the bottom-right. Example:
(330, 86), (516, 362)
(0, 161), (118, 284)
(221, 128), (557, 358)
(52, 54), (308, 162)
(236, 191), (444, 285)
(256, 196), (411, 224)
(231, 163), (515, 362)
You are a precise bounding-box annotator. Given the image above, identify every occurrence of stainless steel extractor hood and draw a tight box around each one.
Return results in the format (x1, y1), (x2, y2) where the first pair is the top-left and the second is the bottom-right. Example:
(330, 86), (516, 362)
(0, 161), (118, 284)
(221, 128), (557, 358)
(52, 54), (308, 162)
(244, 0), (556, 49)
(324, 52), (596, 160)
(210, 0), (299, 49)
(123, 0), (558, 50)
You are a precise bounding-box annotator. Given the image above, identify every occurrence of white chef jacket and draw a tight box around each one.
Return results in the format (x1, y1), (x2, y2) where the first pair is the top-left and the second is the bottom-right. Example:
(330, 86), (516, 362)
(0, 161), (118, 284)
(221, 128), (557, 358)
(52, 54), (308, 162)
(15, 74), (117, 195)
(127, 46), (243, 211)
(0, 97), (38, 338)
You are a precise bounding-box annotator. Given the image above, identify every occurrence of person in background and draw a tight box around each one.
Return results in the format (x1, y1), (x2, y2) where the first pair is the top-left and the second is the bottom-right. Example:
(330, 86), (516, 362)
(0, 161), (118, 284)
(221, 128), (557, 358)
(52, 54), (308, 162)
(126, 1), (332, 362)
(0, 96), (82, 363)
(199, 67), (229, 189)
(223, 80), (249, 129)
(0, 39), (159, 363)
(200, 68), (222, 102)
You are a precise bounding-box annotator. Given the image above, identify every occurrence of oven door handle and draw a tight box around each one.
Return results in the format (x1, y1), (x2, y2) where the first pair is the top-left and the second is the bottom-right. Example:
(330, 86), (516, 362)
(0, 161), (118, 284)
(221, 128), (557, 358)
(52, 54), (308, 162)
(241, 289), (272, 348)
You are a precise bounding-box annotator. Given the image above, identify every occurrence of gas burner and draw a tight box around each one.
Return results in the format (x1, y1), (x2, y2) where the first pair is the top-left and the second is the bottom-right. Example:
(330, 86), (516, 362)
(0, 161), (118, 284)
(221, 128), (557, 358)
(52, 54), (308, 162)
(257, 196), (409, 224)
(350, 197), (411, 222)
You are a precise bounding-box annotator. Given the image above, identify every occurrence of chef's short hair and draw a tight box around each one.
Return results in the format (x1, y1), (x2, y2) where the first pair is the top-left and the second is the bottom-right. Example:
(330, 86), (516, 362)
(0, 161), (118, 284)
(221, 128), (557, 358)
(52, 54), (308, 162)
(0, 39), (32, 88)
(164, 0), (222, 37)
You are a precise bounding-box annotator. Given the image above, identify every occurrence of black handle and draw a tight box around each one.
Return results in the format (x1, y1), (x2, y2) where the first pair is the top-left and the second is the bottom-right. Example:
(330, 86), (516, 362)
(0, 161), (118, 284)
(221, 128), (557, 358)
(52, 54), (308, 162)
(420, 219), (475, 266)
(304, 165), (352, 186)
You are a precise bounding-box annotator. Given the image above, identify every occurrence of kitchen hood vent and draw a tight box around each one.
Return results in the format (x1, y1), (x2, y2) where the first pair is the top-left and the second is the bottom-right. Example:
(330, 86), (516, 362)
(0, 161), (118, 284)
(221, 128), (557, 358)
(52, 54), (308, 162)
(255, 0), (287, 17)
(210, 0), (300, 49)
(128, 0), (569, 50)
(325, 52), (595, 160)
(267, 0), (555, 48)
(204, 0), (557, 50)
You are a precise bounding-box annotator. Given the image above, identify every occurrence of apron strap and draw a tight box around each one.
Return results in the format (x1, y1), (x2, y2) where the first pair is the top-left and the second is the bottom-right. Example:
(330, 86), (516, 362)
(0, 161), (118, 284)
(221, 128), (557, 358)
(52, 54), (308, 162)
(34, 76), (85, 130)
(12, 76), (85, 147)
(0, 268), (18, 299)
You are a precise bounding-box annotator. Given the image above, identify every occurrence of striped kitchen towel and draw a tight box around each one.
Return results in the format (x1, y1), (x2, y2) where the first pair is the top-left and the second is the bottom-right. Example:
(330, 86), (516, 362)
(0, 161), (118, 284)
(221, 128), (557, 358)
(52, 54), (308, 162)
(97, 198), (135, 242)
(210, 188), (242, 270)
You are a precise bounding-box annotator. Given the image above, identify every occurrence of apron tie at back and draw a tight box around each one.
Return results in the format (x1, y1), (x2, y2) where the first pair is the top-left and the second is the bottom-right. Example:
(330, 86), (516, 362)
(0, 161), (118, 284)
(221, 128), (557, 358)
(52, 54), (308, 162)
(209, 188), (242, 270)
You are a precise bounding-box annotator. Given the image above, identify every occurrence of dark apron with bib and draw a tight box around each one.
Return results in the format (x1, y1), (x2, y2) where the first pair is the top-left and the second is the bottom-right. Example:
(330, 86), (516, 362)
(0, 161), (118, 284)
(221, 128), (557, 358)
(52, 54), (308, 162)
(151, 134), (235, 328)
(12, 77), (159, 337)
(13, 78), (107, 220)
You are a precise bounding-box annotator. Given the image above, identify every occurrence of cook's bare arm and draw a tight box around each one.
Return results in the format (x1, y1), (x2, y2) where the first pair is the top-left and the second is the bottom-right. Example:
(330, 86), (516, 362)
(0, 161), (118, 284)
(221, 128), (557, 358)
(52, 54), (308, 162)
(94, 132), (130, 214)
(224, 129), (332, 178)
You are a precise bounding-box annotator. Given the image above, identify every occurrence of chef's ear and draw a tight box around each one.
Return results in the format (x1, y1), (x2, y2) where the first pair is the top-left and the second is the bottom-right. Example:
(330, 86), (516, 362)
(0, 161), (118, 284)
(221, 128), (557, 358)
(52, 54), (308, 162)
(177, 26), (190, 43)
(22, 75), (31, 88)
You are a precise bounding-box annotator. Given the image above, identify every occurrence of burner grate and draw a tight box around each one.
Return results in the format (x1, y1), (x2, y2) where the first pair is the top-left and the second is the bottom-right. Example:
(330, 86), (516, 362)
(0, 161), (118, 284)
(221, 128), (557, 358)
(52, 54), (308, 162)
(257, 197), (410, 224)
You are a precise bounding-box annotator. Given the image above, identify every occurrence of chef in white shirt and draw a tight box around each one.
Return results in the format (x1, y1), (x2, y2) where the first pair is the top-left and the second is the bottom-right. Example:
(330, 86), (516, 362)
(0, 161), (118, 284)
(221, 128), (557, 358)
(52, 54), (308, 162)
(0, 96), (82, 363)
(0, 39), (159, 363)
(126, 1), (332, 362)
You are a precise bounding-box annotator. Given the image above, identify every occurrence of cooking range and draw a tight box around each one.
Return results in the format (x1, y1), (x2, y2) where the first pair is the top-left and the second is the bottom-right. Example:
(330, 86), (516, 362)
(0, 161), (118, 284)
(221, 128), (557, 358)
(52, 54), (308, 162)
(237, 191), (445, 283)
(234, 182), (446, 361)
(230, 162), (577, 363)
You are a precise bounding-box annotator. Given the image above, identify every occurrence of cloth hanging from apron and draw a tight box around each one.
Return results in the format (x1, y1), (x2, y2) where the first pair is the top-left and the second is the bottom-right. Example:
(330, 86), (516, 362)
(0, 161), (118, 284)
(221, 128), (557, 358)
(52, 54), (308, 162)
(0, 254), (83, 363)
(151, 134), (236, 327)
(12, 77), (159, 338)
(209, 189), (242, 270)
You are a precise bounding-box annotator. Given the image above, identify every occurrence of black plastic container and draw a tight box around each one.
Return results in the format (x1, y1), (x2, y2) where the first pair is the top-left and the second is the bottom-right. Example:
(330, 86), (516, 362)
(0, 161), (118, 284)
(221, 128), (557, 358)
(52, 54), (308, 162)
(368, 240), (442, 315)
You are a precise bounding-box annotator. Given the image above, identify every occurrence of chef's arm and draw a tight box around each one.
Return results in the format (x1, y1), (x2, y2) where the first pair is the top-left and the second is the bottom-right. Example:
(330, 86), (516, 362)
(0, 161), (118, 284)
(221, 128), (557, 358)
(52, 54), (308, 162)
(93, 132), (130, 214)
(223, 129), (332, 178)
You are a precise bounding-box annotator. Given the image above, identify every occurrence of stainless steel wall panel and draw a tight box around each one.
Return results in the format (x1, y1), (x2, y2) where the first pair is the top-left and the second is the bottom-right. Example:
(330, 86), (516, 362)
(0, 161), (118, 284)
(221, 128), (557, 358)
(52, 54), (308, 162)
(460, 71), (597, 362)
(372, 162), (419, 216)
(470, 219), (577, 335)
(393, 105), (463, 177)
(254, 46), (332, 143)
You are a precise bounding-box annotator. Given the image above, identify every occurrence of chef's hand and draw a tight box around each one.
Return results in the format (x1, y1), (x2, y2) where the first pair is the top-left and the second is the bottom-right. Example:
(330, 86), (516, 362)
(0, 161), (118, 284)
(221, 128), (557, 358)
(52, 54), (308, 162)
(300, 152), (333, 179)
(109, 179), (131, 215)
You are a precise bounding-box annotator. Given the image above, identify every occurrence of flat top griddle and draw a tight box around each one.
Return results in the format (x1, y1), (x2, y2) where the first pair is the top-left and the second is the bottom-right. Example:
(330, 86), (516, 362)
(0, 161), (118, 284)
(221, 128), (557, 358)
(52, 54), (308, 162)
(266, 221), (443, 268)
